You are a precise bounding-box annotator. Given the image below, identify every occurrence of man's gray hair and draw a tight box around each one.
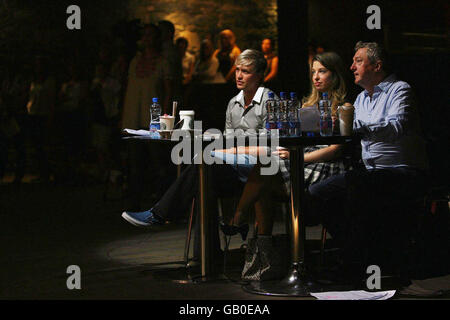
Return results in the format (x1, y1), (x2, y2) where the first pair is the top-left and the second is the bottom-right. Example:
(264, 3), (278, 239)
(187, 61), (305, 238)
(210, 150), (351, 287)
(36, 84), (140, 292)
(235, 49), (267, 76)
(355, 41), (389, 71)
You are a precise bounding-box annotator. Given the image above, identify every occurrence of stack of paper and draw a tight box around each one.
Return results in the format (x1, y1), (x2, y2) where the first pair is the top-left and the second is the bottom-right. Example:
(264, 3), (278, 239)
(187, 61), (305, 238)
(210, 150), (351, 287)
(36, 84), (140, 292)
(310, 290), (396, 300)
(123, 129), (151, 136)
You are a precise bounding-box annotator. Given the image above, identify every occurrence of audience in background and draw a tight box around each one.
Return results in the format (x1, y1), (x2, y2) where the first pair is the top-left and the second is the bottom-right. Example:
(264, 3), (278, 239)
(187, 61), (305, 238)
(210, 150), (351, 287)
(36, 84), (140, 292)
(90, 63), (122, 181)
(121, 24), (169, 130)
(261, 38), (279, 89)
(0, 21), (269, 187)
(57, 63), (88, 182)
(214, 29), (241, 82)
(26, 56), (56, 183)
(308, 40), (326, 65)
(0, 66), (29, 184)
(176, 37), (195, 86)
(193, 39), (226, 84)
(158, 20), (183, 112)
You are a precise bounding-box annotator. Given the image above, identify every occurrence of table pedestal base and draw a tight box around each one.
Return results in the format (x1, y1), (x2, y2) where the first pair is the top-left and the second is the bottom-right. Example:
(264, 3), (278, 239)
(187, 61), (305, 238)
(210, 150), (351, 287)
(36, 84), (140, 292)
(242, 262), (324, 297)
(152, 261), (226, 284)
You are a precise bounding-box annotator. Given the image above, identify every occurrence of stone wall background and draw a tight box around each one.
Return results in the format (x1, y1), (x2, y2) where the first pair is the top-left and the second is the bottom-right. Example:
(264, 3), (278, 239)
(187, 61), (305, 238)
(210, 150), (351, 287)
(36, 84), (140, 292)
(128, 0), (278, 55)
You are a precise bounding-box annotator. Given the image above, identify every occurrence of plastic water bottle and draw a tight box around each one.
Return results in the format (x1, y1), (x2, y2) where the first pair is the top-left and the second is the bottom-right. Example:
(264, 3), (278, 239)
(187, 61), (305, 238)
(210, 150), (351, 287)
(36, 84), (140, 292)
(289, 92), (301, 136)
(278, 92), (289, 136)
(319, 92), (332, 136)
(150, 97), (161, 137)
(265, 91), (278, 134)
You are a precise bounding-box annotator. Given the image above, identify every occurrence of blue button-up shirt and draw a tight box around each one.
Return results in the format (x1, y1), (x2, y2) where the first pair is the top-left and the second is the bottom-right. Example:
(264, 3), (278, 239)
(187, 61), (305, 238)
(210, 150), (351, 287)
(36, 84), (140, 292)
(353, 74), (428, 171)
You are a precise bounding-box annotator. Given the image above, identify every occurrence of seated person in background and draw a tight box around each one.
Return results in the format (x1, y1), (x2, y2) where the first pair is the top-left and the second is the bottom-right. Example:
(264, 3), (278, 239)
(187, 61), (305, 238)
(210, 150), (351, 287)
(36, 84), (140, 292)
(176, 37), (195, 86)
(261, 38), (279, 87)
(308, 41), (429, 277)
(220, 52), (353, 243)
(214, 29), (241, 83)
(121, 49), (271, 228)
(193, 39), (226, 84)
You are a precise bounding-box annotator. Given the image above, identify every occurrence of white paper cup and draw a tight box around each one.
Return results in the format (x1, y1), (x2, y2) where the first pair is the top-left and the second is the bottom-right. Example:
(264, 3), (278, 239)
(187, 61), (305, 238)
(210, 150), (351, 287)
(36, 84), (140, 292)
(160, 115), (175, 131)
(179, 110), (195, 130)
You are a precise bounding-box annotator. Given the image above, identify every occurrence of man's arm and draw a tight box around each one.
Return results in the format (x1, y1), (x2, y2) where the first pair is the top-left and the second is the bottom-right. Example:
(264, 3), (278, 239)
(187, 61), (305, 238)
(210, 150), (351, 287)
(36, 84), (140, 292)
(354, 84), (415, 141)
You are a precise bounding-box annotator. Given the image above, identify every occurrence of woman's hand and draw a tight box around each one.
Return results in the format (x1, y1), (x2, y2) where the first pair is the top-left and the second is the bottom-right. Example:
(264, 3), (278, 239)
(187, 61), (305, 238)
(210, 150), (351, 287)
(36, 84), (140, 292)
(215, 148), (236, 154)
(272, 147), (289, 159)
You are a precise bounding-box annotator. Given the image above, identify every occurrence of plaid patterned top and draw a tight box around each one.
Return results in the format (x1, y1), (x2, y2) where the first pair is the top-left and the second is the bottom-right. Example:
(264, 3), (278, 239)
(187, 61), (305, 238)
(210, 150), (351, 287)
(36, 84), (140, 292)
(278, 145), (350, 195)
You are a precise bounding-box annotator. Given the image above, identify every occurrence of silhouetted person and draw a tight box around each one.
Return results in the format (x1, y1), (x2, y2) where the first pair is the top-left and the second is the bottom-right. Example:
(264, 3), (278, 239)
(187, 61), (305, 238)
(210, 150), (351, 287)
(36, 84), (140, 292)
(26, 56), (56, 183)
(213, 29), (241, 83)
(0, 64), (29, 184)
(121, 24), (167, 130)
(57, 62), (88, 183)
(158, 20), (183, 113)
(261, 38), (279, 90)
(193, 39), (226, 84)
(176, 37), (195, 86)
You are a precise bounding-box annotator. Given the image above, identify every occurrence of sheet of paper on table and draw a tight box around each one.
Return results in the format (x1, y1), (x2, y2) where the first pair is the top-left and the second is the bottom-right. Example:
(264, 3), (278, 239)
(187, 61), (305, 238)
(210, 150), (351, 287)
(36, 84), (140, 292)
(310, 290), (396, 300)
(299, 106), (320, 132)
(123, 129), (150, 136)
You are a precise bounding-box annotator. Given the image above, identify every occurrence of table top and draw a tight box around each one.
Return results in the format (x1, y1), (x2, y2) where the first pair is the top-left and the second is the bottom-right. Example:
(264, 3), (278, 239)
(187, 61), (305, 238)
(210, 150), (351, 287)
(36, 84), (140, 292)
(123, 131), (354, 147)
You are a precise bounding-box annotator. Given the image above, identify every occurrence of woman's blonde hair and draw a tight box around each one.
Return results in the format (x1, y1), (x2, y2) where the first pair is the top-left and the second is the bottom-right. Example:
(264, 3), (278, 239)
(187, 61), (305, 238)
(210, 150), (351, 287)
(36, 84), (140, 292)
(301, 52), (347, 115)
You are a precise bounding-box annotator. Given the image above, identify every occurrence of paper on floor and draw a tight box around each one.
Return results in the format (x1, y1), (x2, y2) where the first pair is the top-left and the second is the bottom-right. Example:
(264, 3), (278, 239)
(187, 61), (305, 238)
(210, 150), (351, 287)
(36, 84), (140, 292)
(310, 290), (396, 300)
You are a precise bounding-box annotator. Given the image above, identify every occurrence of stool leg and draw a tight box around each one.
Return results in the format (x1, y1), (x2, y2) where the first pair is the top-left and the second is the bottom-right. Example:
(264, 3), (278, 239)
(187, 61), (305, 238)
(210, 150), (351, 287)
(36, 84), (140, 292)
(320, 226), (327, 270)
(184, 198), (196, 266)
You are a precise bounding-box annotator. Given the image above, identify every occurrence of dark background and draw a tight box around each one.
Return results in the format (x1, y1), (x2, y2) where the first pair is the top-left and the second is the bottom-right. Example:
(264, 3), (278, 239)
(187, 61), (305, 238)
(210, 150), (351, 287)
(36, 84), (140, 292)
(0, 1), (447, 220)
(0, 0), (448, 300)
(278, 0), (449, 187)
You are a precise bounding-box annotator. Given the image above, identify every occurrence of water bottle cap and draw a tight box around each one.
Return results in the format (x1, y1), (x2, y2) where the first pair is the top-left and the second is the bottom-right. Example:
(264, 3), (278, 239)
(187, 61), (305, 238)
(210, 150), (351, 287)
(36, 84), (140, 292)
(280, 92), (287, 99)
(152, 97), (159, 103)
(268, 91), (274, 98)
(290, 92), (297, 98)
(322, 92), (328, 98)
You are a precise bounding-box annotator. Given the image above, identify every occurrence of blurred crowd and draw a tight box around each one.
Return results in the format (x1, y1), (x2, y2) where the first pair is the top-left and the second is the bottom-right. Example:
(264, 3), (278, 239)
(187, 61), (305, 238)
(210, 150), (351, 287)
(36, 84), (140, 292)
(0, 19), (327, 187)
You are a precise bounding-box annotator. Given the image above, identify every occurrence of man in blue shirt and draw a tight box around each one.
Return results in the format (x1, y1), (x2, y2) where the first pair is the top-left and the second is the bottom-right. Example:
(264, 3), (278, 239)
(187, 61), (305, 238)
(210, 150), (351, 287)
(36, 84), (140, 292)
(308, 42), (429, 279)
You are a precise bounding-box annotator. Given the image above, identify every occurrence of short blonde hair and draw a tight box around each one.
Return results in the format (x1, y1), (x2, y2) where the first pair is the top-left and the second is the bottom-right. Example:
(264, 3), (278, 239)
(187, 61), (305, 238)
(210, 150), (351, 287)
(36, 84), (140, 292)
(235, 49), (267, 76)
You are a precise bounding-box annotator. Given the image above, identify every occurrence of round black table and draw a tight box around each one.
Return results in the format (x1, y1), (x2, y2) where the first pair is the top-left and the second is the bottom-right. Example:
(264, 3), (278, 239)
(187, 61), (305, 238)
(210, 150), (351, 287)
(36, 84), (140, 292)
(124, 131), (353, 291)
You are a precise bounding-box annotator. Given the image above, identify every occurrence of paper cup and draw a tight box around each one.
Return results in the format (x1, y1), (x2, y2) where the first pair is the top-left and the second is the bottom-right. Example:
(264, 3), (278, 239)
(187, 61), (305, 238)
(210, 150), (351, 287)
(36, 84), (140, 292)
(338, 105), (354, 136)
(160, 115), (175, 131)
(179, 110), (195, 130)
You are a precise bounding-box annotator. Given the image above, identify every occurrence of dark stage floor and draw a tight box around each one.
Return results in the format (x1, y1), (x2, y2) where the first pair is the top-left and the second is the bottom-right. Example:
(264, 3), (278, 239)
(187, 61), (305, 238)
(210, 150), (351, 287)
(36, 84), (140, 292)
(0, 173), (449, 301)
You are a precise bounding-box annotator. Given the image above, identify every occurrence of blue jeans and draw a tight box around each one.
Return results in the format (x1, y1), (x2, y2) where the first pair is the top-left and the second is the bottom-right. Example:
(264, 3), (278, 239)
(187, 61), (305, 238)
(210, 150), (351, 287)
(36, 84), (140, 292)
(210, 151), (256, 184)
(151, 157), (255, 260)
(152, 153), (255, 221)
